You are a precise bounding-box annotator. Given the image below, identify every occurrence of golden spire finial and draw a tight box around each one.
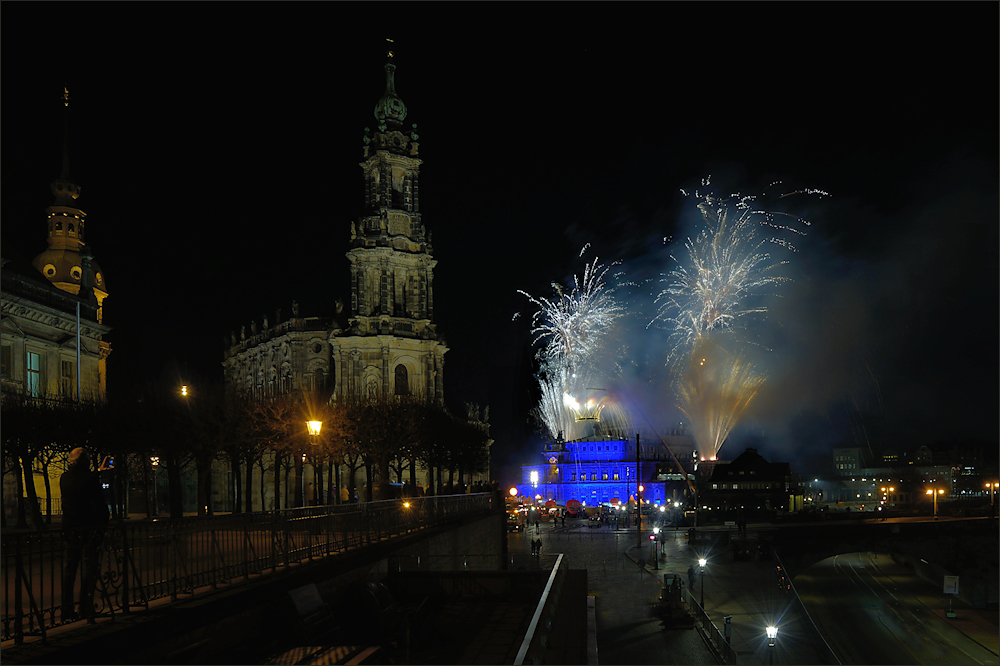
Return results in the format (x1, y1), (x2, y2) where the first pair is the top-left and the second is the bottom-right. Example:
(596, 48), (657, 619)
(63, 86), (70, 107)
(386, 37), (394, 59)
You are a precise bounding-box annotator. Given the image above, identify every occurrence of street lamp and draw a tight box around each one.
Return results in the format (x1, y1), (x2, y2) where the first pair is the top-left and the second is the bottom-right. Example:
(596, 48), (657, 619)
(652, 526), (660, 569)
(986, 482), (998, 505)
(698, 557), (707, 608)
(150, 456), (160, 516)
(305, 420), (322, 505)
(766, 625), (777, 664)
(926, 487), (944, 519)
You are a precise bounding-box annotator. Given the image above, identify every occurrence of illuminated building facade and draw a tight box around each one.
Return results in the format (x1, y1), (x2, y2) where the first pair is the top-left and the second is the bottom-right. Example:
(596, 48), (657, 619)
(222, 52), (446, 406)
(520, 436), (695, 508)
(2, 91), (112, 520)
(2, 89), (111, 403)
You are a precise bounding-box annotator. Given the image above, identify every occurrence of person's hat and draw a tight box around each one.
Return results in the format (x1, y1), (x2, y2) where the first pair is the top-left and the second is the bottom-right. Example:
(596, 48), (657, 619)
(68, 448), (86, 466)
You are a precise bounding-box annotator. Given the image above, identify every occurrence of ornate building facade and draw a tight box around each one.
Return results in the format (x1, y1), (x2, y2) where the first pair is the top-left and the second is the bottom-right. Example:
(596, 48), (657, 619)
(1, 89), (111, 403)
(2, 91), (112, 522)
(222, 53), (447, 407)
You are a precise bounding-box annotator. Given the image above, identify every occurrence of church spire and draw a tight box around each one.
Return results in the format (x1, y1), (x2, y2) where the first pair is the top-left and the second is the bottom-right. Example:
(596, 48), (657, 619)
(33, 87), (109, 323)
(51, 86), (80, 206)
(374, 38), (407, 131)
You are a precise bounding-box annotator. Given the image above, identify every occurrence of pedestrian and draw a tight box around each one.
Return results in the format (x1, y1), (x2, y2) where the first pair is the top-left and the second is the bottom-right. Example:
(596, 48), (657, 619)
(687, 564), (696, 590)
(60, 448), (110, 623)
(561, 515), (565, 527)
(535, 538), (542, 556)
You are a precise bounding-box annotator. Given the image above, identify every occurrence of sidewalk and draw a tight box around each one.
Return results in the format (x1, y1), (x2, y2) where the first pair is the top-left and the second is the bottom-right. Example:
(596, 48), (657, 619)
(623, 528), (826, 665)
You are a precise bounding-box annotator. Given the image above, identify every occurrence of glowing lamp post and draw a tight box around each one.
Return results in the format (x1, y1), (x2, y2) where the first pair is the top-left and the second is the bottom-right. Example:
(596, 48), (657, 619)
(652, 526), (660, 569)
(698, 557), (707, 607)
(180, 384), (189, 397)
(305, 420), (322, 505)
(509, 487), (518, 498)
(926, 487), (944, 519)
(986, 482), (998, 506)
(766, 625), (777, 664)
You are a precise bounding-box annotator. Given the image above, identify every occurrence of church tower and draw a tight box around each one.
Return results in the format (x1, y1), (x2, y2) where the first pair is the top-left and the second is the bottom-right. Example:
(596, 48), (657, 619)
(338, 47), (447, 404)
(32, 88), (109, 324)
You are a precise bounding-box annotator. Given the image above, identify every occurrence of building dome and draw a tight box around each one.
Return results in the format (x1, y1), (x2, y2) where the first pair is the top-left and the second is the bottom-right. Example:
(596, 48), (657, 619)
(31, 248), (108, 296)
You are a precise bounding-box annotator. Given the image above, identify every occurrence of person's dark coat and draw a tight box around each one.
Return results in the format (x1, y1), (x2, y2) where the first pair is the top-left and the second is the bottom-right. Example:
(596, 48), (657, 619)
(61, 466), (109, 530)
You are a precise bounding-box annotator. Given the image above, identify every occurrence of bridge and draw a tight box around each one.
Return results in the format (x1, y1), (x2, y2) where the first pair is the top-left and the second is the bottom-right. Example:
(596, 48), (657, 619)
(692, 515), (999, 609)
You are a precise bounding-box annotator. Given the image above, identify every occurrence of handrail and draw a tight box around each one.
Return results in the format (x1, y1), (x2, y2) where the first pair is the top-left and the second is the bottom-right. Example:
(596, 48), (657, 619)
(514, 553), (563, 665)
(2, 493), (492, 643)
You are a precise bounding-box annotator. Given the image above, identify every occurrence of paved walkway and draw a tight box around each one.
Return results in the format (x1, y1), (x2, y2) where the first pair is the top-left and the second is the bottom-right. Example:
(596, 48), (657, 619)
(512, 521), (715, 665)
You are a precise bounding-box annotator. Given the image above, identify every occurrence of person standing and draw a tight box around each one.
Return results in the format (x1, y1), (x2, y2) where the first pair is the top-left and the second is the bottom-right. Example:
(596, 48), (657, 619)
(60, 448), (110, 622)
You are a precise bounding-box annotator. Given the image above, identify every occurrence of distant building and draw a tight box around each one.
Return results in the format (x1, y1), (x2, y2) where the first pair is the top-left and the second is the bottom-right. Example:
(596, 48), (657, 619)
(702, 448), (803, 517)
(220, 52), (455, 501)
(832, 447), (871, 476)
(222, 52), (445, 408)
(1, 91), (112, 520)
(519, 434), (697, 509)
(1, 89), (111, 403)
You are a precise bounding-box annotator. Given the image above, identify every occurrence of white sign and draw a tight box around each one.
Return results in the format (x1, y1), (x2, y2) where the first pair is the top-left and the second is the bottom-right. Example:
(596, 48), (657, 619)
(943, 576), (959, 594)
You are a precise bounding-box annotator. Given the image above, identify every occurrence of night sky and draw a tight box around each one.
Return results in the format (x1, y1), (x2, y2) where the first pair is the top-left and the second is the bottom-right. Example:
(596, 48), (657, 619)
(3, 5), (997, 483)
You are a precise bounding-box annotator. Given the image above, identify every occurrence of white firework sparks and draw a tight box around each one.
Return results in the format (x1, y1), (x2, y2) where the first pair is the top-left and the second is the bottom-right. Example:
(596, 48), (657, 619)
(658, 181), (825, 458)
(519, 246), (625, 440)
(653, 184), (818, 364)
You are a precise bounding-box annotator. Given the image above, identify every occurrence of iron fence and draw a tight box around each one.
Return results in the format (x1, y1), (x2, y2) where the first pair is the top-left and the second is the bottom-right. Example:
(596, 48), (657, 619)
(686, 586), (742, 665)
(1, 493), (493, 645)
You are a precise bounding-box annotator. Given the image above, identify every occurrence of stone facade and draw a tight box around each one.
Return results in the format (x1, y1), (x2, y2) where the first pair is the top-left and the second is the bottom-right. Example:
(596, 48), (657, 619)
(1, 260), (110, 402)
(2, 91), (111, 402)
(222, 55), (447, 406)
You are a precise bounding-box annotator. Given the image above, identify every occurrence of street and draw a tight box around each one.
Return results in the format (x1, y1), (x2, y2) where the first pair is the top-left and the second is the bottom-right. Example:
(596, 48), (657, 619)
(796, 551), (999, 665)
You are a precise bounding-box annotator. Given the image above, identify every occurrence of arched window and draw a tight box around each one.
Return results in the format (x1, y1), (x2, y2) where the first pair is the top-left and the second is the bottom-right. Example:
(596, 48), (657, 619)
(394, 364), (409, 395)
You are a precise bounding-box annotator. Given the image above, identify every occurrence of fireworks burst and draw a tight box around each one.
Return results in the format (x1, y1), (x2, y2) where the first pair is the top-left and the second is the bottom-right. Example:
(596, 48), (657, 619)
(678, 338), (765, 460)
(658, 180), (824, 458)
(518, 246), (625, 440)
(653, 182), (820, 365)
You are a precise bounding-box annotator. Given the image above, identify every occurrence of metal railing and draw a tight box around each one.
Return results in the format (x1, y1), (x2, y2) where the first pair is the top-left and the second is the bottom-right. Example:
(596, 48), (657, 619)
(771, 549), (841, 665)
(1, 493), (493, 645)
(515, 553), (565, 665)
(686, 587), (742, 665)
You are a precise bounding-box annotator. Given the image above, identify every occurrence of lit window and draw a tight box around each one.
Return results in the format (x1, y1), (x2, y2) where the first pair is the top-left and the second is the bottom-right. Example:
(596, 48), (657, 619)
(26, 352), (42, 397)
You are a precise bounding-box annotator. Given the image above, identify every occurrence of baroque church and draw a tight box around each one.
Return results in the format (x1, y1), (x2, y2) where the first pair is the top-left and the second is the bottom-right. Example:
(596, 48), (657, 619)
(222, 52), (447, 409)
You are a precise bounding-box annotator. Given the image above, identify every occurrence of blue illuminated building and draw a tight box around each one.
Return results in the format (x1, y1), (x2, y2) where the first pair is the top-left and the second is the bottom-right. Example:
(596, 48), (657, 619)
(520, 435), (690, 508)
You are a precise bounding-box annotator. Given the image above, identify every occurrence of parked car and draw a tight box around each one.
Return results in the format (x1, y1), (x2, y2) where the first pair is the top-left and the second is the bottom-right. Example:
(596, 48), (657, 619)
(588, 515), (601, 528)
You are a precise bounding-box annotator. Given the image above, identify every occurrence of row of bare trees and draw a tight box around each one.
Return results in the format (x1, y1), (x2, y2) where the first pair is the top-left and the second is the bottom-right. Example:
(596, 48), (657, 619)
(1, 381), (491, 529)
